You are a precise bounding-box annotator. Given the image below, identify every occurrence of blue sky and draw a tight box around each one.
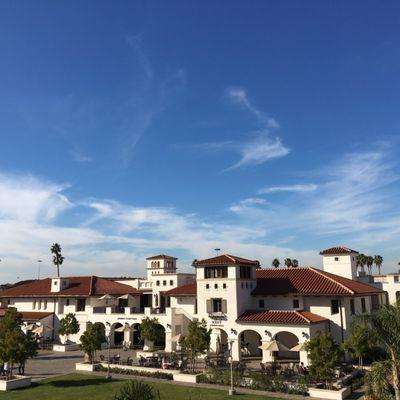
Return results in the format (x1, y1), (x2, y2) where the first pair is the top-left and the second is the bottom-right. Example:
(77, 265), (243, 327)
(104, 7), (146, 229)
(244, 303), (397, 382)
(0, 1), (400, 281)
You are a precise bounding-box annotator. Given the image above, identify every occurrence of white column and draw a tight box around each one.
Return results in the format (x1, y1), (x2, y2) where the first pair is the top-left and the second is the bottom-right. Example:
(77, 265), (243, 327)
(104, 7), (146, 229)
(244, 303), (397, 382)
(165, 330), (173, 352)
(299, 350), (309, 366)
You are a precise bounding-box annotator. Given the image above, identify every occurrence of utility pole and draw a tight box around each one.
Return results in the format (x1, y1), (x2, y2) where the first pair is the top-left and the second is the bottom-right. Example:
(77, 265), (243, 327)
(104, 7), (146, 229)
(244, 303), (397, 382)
(37, 259), (42, 280)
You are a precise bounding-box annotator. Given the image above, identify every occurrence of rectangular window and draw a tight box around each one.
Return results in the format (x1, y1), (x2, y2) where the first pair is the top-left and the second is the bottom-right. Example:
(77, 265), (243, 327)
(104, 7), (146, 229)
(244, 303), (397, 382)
(212, 298), (222, 313)
(66, 299), (70, 306)
(259, 299), (265, 308)
(361, 298), (366, 313)
(169, 280), (173, 286)
(223, 283), (227, 289)
(76, 298), (86, 312)
(331, 299), (339, 315)
(206, 284), (210, 289)
(371, 295), (380, 311)
(163, 280), (166, 286)
(43, 300), (47, 310)
(239, 266), (252, 279)
(350, 299), (355, 315)
(156, 280), (160, 286)
(293, 299), (299, 308)
(334, 257), (339, 261)
(38, 300), (42, 310)
(204, 266), (228, 279)
(33, 300), (36, 310)
(395, 276), (399, 283)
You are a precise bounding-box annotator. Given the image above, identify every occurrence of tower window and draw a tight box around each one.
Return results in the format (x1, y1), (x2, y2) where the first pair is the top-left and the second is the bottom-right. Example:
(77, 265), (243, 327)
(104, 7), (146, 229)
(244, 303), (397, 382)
(293, 299), (299, 308)
(259, 299), (265, 308)
(334, 257), (339, 261)
(331, 299), (339, 314)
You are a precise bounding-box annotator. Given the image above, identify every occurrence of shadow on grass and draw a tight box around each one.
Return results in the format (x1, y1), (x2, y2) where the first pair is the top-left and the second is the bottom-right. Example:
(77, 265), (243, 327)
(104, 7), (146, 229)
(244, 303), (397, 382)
(50, 378), (109, 388)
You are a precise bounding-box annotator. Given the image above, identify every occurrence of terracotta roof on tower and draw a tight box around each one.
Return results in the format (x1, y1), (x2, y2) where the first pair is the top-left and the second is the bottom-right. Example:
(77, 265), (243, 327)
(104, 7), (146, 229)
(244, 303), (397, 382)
(0, 276), (140, 298)
(165, 282), (197, 296)
(146, 254), (177, 260)
(192, 254), (260, 267)
(237, 310), (328, 325)
(319, 246), (359, 255)
(254, 267), (382, 296)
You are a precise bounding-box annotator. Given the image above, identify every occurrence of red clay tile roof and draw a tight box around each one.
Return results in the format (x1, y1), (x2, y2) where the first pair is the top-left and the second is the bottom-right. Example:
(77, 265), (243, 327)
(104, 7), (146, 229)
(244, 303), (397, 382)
(0, 309), (53, 321)
(165, 282), (197, 296)
(192, 254), (260, 267)
(0, 276), (140, 298)
(319, 246), (359, 255)
(237, 310), (328, 325)
(146, 254), (177, 260)
(254, 267), (382, 296)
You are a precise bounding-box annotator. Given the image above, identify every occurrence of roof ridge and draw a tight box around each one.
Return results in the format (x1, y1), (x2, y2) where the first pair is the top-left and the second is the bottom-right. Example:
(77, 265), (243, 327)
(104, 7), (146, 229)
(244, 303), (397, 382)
(309, 267), (354, 295)
(295, 310), (311, 323)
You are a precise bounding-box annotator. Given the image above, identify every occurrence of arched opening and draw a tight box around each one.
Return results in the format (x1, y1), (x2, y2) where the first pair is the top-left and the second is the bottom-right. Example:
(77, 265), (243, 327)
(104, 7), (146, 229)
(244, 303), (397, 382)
(211, 328), (229, 356)
(239, 330), (262, 358)
(154, 324), (166, 349)
(274, 331), (300, 361)
(112, 323), (124, 347)
(131, 323), (143, 349)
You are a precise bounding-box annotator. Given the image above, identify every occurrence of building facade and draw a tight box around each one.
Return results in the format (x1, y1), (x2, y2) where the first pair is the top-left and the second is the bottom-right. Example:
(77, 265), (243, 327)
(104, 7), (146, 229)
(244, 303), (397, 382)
(0, 246), (386, 365)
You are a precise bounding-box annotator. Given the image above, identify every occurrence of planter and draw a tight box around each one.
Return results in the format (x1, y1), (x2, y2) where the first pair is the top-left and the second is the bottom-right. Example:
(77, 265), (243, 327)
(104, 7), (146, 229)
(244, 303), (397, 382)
(308, 386), (351, 400)
(53, 343), (80, 352)
(0, 376), (31, 391)
(173, 373), (202, 383)
(76, 363), (100, 372)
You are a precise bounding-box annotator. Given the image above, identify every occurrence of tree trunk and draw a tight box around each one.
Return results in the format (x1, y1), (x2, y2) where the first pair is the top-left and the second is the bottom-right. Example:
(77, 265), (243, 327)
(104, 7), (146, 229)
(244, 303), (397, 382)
(57, 264), (60, 277)
(390, 350), (400, 400)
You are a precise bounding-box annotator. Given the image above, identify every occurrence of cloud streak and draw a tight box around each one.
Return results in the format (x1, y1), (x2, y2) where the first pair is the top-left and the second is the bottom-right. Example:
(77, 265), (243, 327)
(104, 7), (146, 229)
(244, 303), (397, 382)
(259, 184), (317, 194)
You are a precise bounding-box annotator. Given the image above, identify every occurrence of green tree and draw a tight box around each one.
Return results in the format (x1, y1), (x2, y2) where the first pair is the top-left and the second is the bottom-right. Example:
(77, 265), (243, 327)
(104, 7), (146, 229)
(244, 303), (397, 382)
(15, 331), (38, 375)
(366, 256), (374, 276)
(305, 331), (342, 389)
(51, 243), (64, 277)
(180, 319), (211, 372)
(272, 258), (280, 268)
(79, 322), (103, 364)
(374, 255), (383, 276)
(343, 319), (377, 368)
(361, 302), (400, 400)
(140, 317), (164, 350)
(58, 313), (80, 343)
(0, 308), (25, 379)
(284, 258), (292, 268)
(114, 380), (160, 400)
(292, 259), (299, 268)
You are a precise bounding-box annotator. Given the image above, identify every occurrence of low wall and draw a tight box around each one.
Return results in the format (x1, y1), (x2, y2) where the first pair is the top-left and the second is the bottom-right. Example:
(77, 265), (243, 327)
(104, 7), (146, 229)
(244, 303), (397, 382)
(308, 386), (351, 400)
(173, 373), (202, 383)
(53, 343), (80, 352)
(76, 363), (100, 372)
(0, 376), (31, 391)
(100, 362), (180, 375)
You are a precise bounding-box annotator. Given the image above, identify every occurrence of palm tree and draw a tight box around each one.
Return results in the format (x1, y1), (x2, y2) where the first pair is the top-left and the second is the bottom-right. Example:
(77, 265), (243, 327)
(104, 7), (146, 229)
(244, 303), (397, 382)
(361, 303), (400, 400)
(284, 258), (292, 268)
(51, 243), (64, 277)
(366, 255), (374, 276)
(292, 259), (299, 268)
(374, 255), (383, 275)
(272, 258), (280, 268)
(356, 254), (367, 274)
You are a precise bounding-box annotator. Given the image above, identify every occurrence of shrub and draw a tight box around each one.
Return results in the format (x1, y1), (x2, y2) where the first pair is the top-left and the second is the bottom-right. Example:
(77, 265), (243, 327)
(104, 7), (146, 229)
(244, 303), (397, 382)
(96, 365), (173, 380)
(114, 380), (160, 400)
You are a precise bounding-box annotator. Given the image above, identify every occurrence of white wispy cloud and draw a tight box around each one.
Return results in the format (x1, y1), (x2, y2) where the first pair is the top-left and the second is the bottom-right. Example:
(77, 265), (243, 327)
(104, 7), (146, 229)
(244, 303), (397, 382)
(0, 171), (319, 282)
(226, 87), (279, 129)
(173, 87), (290, 171)
(70, 149), (93, 163)
(229, 197), (267, 213)
(259, 184), (318, 194)
(225, 133), (289, 171)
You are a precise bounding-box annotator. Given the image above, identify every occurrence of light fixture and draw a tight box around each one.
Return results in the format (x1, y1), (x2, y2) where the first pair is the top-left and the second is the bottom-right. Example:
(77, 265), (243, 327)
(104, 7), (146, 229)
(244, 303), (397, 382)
(302, 332), (309, 339)
(265, 330), (272, 337)
(230, 328), (237, 335)
(166, 323), (171, 329)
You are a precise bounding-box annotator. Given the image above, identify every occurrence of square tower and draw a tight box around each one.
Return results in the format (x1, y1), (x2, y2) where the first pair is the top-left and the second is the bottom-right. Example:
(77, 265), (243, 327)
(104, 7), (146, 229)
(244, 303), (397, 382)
(320, 246), (359, 280)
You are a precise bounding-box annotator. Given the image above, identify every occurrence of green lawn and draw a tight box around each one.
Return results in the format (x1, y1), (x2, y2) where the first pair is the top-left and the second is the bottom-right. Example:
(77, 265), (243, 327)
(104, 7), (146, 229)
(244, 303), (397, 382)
(0, 374), (282, 400)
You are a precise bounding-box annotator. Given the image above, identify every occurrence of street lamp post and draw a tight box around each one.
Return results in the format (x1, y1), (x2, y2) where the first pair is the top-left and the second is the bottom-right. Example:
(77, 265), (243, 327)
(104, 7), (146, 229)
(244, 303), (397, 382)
(37, 259), (42, 280)
(105, 322), (112, 380)
(229, 339), (236, 396)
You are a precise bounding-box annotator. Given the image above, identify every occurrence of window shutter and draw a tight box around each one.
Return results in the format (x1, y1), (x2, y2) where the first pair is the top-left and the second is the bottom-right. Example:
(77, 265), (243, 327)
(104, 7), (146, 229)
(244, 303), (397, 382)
(206, 299), (212, 313)
(222, 299), (227, 313)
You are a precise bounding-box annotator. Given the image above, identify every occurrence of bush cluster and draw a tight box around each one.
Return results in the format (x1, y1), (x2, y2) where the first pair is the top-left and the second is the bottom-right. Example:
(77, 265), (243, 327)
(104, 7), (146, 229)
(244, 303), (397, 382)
(96, 365), (173, 380)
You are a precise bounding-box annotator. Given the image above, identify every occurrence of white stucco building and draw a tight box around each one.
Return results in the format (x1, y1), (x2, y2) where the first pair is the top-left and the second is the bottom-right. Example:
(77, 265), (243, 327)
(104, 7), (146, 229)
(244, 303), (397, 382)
(0, 246), (386, 365)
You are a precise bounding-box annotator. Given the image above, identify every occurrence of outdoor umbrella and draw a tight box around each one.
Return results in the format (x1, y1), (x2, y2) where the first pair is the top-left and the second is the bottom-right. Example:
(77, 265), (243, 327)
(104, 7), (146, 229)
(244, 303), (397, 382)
(118, 294), (134, 300)
(25, 323), (36, 330)
(258, 340), (290, 352)
(290, 342), (307, 352)
(32, 325), (53, 335)
(114, 325), (131, 333)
